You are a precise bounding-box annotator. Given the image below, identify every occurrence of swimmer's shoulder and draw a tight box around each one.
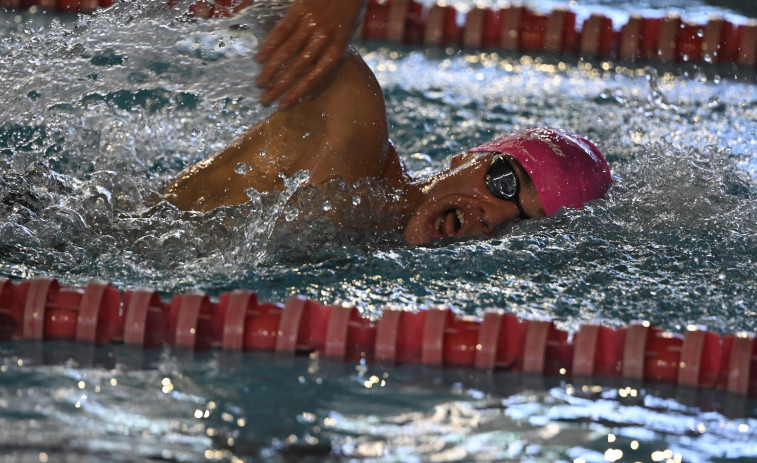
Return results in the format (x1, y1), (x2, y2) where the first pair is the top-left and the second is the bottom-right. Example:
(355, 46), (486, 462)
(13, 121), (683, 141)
(300, 49), (399, 185)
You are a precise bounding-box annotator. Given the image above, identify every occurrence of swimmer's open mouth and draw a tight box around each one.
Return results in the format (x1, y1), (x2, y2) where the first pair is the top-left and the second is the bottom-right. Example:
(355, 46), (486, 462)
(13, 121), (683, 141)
(432, 208), (465, 238)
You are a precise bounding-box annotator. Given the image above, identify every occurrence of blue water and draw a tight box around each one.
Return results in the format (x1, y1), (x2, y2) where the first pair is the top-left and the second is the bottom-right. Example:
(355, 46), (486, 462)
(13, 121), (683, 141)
(1, 0), (757, 461)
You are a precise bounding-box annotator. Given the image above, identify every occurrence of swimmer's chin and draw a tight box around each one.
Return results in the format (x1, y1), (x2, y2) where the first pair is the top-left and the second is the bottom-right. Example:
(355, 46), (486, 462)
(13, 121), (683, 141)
(403, 233), (489, 247)
(403, 222), (523, 245)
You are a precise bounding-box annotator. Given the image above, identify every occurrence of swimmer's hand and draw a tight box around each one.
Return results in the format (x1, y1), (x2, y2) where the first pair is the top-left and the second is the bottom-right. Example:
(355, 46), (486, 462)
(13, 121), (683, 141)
(255, 0), (366, 110)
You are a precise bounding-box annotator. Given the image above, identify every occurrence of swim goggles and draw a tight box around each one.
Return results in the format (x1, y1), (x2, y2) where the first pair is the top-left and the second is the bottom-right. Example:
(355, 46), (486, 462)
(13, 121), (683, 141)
(485, 154), (528, 219)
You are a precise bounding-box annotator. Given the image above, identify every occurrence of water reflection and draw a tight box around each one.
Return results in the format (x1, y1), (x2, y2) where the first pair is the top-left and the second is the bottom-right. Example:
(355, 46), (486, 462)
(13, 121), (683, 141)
(1, 341), (756, 462)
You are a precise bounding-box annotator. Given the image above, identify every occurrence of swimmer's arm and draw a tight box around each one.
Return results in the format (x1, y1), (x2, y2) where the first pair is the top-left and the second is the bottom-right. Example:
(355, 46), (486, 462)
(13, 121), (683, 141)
(164, 50), (400, 211)
(255, 0), (367, 110)
(302, 50), (402, 186)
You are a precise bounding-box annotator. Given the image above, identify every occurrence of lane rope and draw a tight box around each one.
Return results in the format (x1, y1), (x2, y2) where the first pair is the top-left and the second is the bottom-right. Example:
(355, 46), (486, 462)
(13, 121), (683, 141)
(0, 277), (754, 397)
(5, 0), (757, 69)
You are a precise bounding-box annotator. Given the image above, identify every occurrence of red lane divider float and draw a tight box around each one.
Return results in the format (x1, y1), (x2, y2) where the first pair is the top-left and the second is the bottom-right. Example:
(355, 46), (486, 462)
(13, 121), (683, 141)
(359, 0), (757, 69)
(0, 277), (755, 397)
(5, 0), (757, 70)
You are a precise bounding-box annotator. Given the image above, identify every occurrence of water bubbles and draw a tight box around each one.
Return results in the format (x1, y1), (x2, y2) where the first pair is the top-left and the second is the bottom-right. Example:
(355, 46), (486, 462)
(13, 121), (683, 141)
(158, 229), (185, 248)
(245, 187), (261, 202)
(284, 205), (299, 222)
(259, 149), (266, 157)
(322, 201), (332, 212)
(290, 169), (311, 186)
(234, 162), (248, 175)
(352, 196), (362, 206)
(706, 97), (725, 112)
(0, 222), (40, 249)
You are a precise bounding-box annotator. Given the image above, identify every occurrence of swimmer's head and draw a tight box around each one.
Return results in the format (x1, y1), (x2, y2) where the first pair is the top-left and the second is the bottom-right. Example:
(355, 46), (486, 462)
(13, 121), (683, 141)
(403, 127), (612, 244)
(467, 127), (613, 216)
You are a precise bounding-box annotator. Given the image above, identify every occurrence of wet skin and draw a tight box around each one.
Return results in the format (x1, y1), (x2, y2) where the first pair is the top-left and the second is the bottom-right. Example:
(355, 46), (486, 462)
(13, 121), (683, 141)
(164, 48), (546, 244)
(164, 49), (404, 212)
(402, 152), (546, 244)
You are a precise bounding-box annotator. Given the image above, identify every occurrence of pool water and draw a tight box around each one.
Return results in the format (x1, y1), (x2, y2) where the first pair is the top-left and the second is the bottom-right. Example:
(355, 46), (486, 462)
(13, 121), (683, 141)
(1, 0), (757, 461)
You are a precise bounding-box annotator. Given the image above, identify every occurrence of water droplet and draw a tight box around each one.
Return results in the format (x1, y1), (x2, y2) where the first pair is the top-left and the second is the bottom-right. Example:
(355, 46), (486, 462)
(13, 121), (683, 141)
(258, 149), (266, 157)
(322, 201), (332, 212)
(234, 162), (247, 175)
(352, 196), (361, 206)
(302, 132), (310, 139)
(284, 206), (298, 222)
(245, 187), (260, 201)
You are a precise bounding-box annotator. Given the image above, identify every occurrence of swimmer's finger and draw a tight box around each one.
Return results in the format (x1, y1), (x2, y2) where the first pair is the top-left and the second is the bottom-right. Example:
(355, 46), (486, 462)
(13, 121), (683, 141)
(255, 23), (312, 91)
(256, 8), (300, 63)
(277, 45), (345, 111)
(260, 32), (329, 107)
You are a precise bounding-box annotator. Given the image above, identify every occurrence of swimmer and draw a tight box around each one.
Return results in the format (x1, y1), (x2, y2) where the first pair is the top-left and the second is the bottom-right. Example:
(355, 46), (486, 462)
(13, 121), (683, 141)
(164, 10), (612, 245)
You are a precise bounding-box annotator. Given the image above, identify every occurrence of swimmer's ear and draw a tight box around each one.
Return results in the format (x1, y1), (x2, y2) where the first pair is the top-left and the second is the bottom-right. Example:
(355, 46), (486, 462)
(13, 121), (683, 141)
(450, 152), (476, 169)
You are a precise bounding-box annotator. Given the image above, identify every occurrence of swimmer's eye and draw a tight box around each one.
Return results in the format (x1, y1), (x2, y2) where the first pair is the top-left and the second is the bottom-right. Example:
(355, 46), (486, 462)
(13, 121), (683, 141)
(485, 154), (519, 200)
(485, 154), (529, 219)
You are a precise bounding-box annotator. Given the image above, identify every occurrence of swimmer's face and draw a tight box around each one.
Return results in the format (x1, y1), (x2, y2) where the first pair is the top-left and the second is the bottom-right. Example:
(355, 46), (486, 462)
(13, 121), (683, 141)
(404, 152), (545, 244)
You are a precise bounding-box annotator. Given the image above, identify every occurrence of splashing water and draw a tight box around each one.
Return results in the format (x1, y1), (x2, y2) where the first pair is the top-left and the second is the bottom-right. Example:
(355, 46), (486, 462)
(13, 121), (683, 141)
(1, 1), (757, 462)
(0, 0), (756, 331)
(355, 45), (757, 331)
(0, 0), (349, 285)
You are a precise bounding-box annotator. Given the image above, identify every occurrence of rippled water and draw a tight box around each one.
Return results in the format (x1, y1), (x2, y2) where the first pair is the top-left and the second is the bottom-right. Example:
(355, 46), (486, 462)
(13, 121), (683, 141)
(1, 0), (755, 329)
(2, 343), (756, 463)
(1, 0), (756, 461)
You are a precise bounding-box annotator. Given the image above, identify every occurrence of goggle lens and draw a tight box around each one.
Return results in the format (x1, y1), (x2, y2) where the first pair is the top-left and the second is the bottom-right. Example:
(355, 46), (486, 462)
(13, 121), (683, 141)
(485, 155), (519, 200)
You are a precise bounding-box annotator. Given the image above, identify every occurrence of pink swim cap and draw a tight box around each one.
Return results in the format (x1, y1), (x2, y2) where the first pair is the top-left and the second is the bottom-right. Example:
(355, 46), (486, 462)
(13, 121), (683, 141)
(467, 127), (612, 216)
